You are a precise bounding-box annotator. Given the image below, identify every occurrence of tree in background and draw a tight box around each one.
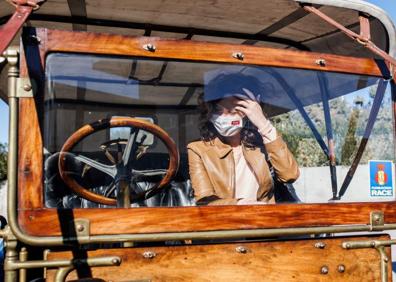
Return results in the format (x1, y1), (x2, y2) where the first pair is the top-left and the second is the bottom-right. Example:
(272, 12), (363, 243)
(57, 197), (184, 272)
(0, 143), (7, 181)
(271, 84), (392, 168)
(340, 99), (361, 165)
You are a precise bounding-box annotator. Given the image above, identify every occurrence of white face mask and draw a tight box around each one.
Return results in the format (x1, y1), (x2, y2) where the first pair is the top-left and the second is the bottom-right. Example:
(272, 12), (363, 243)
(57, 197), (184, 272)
(210, 114), (244, 137)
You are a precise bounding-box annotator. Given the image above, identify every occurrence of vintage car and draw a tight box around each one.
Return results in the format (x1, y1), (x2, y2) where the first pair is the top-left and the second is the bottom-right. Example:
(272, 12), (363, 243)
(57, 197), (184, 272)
(1, 0), (396, 281)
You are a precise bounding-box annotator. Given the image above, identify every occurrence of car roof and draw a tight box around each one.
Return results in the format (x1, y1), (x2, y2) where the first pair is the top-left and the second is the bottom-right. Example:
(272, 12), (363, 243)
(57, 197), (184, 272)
(0, 0), (395, 103)
(0, 0), (394, 57)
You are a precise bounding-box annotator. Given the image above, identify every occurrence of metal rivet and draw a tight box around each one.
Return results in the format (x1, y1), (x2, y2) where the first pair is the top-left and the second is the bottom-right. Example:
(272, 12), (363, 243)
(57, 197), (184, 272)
(28, 35), (41, 44)
(384, 257), (389, 262)
(32, 35), (41, 43)
(345, 243), (351, 249)
(314, 242), (326, 249)
(337, 264), (345, 273)
(236, 246), (248, 254)
(143, 251), (156, 259)
(315, 59), (326, 66)
(23, 84), (32, 91)
(232, 52), (244, 60)
(371, 241), (376, 247)
(76, 224), (84, 232)
(320, 265), (329, 274)
(143, 44), (156, 52)
(111, 258), (120, 265)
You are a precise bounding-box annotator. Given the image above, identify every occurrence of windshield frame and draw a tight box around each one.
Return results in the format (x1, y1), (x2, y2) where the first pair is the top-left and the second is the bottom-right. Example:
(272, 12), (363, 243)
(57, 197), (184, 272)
(18, 27), (396, 236)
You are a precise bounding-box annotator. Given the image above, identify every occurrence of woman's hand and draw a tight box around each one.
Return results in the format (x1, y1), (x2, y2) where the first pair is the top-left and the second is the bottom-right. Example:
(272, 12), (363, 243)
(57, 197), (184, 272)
(235, 88), (277, 143)
(234, 88), (270, 132)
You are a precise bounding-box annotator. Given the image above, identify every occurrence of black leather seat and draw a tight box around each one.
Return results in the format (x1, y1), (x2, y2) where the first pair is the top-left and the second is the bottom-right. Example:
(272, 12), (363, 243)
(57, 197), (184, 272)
(44, 149), (299, 208)
(44, 151), (195, 208)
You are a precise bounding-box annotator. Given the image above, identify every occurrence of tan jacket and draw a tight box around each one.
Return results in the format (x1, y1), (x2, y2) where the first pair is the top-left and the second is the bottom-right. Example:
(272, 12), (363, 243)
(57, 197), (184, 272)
(187, 136), (299, 205)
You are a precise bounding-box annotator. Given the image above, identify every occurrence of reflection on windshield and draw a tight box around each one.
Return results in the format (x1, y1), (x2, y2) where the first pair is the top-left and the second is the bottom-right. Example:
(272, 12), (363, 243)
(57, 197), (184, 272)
(43, 53), (395, 209)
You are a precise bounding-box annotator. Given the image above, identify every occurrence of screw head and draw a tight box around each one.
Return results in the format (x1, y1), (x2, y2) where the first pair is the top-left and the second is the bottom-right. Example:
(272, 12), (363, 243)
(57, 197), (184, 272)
(337, 264), (345, 273)
(76, 224), (85, 232)
(320, 265), (329, 274)
(31, 35), (41, 43)
(232, 52), (244, 60)
(23, 84), (32, 91)
(314, 242), (326, 249)
(236, 246), (248, 254)
(143, 251), (156, 259)
(315, 58), (326, 66)
(143, 44), (156, 52)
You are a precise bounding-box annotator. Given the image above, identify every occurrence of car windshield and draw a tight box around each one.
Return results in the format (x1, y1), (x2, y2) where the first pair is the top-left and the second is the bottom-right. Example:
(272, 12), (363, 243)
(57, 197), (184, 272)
(43, 53), (395, 208)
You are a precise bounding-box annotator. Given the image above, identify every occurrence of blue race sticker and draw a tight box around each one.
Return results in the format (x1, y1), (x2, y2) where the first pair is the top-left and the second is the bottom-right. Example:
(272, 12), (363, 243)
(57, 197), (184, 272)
(369, 160), (394, 197)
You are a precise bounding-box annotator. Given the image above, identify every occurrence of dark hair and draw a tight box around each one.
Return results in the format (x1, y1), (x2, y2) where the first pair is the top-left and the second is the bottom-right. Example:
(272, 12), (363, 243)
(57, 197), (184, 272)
(198, 72), (265, 148)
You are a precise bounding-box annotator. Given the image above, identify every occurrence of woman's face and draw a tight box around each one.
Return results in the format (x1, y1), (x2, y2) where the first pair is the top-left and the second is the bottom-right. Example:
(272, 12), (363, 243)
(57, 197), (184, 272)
(214, 96), (245, 118)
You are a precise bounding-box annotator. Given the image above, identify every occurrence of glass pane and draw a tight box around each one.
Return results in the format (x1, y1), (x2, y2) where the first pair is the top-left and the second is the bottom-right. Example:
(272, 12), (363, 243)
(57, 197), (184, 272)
(43, 53), (395, 208)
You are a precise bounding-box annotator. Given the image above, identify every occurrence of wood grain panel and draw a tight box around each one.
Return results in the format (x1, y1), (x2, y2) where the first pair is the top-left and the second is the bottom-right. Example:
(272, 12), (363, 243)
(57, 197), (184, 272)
(18, 28), (46, 209)
(18, 98), (43, 209)
(43, 28), (383, 77)
(45, 235), (391, 281)
(18, 201), (396, 235)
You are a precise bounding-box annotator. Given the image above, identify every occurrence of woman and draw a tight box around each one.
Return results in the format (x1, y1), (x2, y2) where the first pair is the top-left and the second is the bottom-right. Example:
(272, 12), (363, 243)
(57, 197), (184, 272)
(187, 72), (299, 205)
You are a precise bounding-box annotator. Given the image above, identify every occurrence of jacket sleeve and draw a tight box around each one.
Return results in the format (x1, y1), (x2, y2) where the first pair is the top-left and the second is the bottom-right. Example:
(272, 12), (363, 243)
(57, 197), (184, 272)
(187, 145), (238, 206)
(264, 135), (300, 183)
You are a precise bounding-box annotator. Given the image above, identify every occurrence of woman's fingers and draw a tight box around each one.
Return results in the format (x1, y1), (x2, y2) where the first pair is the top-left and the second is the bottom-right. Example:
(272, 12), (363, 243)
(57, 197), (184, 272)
(234, 106), (248, 115)
(235, 100), (249, 107)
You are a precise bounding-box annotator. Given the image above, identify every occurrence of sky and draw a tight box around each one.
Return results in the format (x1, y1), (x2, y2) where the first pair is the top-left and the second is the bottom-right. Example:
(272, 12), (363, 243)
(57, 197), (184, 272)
(0, 0), (395, 145)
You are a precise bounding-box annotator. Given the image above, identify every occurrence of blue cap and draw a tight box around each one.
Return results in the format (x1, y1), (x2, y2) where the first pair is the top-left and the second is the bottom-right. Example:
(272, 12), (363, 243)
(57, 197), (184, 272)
(204, 69), (263, 102)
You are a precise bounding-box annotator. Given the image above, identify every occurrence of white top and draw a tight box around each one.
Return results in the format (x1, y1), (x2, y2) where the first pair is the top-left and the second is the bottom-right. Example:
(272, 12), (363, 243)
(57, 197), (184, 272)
(232, 146), (259, 200)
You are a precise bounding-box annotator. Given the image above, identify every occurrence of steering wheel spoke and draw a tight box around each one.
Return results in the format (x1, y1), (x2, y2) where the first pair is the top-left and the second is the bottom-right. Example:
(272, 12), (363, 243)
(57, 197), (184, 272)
(122, 128), (140, 166)
(103, 180), (116, 197)
(132, 168), (167, 177)
(131, 168), (168, 182)
(75, 154), (117, 178)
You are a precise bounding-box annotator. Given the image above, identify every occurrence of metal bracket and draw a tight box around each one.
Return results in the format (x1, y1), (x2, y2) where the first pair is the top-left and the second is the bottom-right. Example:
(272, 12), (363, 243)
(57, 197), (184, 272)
(16, 77), (34, 98)
(370, 211), (384, 231)
(70, 218), (90, 242)
(342, 238), (394, 282)
(301, 4), (396, 71)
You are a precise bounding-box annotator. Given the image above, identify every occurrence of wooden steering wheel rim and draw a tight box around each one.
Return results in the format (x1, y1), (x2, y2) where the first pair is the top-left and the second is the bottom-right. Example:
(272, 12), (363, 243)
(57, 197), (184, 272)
(58, 117), (179, 206)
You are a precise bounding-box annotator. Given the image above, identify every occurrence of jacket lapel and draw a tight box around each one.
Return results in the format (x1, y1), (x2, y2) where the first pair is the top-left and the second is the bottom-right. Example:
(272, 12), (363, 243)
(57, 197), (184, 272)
(211, 137), (233, 158)
(243, 146), (268, 188)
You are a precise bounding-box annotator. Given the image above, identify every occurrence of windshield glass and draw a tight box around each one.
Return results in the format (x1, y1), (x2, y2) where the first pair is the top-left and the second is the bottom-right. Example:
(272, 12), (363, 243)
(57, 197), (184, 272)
(43, 53), (395, 208)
